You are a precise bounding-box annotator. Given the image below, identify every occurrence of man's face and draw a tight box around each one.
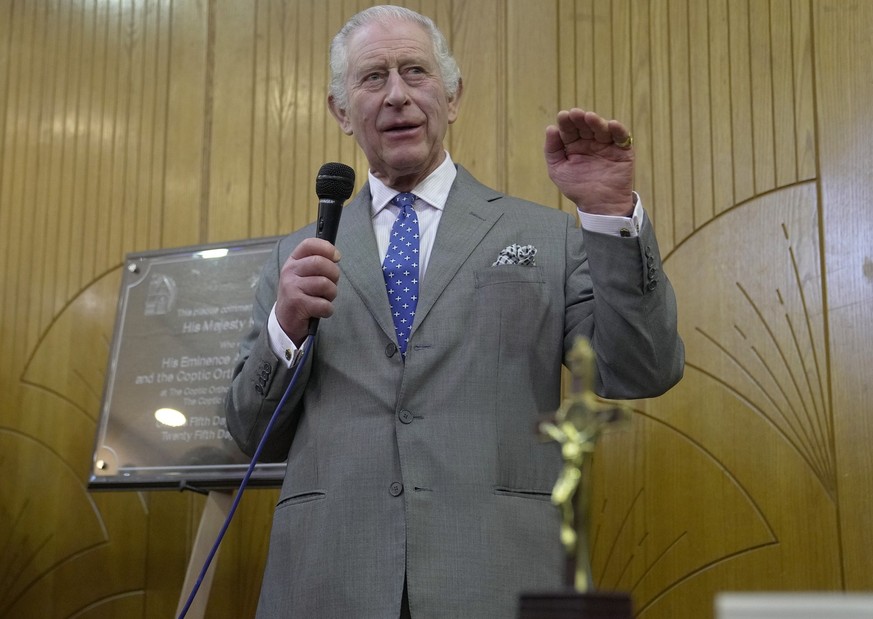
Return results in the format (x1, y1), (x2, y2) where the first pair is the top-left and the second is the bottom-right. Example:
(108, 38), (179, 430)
(329, 19), (462, 190)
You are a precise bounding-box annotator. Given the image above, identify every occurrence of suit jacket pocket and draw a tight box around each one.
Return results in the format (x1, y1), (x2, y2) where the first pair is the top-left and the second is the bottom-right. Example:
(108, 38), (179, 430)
(492, 486), (553, 502)
(474, 265), (561, 494)
(475, 265), (544, 288)
(276, 490), (326, 510)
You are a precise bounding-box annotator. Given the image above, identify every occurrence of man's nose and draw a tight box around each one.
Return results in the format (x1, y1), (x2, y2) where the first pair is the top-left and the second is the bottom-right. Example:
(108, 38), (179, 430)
(384, 71), (410, 106)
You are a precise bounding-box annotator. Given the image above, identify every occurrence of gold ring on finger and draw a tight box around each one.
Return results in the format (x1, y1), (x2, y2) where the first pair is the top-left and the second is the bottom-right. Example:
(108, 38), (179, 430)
(615, 134), (633, 149)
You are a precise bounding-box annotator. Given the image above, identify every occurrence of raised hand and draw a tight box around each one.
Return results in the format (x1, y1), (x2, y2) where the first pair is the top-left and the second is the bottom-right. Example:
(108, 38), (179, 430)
(544, 108), (635, 216)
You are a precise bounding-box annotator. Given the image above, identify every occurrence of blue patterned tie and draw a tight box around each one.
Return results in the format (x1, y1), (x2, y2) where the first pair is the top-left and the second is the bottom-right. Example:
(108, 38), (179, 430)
(382, 192), (420, 356)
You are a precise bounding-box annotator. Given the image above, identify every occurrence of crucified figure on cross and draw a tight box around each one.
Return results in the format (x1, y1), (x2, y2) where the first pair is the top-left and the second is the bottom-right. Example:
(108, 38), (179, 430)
(539, 337), (630, 592)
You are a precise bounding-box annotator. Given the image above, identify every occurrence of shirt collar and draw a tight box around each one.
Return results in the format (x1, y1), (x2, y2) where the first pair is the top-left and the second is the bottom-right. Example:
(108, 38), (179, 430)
(369, 152), (457, 216)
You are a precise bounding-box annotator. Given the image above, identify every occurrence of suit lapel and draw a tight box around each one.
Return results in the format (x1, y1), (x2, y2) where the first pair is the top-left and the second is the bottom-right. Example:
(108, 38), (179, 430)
(412, 166), (504, 333)
(336, 188), (397, 342)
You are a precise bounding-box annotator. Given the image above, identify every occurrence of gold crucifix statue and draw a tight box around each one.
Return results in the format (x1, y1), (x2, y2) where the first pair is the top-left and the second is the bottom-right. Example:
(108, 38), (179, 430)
(539, 337), (630, 592)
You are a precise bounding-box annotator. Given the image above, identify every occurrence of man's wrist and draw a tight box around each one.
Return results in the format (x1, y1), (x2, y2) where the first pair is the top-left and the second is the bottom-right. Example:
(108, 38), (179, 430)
(578, 192), (644, 237)
(268, 305), (303, 368)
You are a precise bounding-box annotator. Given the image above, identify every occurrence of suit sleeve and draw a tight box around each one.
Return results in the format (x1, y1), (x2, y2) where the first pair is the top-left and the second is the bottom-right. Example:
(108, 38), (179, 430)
(564, 211), (685, 399)
(224, 237), (312, 461)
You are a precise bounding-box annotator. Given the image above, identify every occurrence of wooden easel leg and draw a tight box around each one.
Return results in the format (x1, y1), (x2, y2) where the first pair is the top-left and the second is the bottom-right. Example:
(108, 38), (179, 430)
(176, 490), (234, 619)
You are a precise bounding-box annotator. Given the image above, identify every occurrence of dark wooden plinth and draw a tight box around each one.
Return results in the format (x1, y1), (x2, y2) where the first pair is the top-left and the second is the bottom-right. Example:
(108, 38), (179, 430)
(518, 590), (633, 619)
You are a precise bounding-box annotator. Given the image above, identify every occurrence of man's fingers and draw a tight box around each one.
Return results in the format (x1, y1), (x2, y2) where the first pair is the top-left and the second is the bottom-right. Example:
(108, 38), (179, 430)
(289, 236), (341, 262)
(285, 253), (341, 281)
(607, 119), (632, 148)
(293, 272), (339, 302)
(558, 108), (627, 146)
(544, 125), (568, 163)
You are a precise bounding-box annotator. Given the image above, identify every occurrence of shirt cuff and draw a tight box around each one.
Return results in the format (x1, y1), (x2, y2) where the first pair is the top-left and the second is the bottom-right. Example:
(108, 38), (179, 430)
(577, 192), (645, 237)
(268, 304), (301, 368)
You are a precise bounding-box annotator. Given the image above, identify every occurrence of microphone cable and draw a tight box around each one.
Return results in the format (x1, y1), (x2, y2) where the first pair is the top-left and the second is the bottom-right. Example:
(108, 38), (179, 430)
(176, 335), (314, 619)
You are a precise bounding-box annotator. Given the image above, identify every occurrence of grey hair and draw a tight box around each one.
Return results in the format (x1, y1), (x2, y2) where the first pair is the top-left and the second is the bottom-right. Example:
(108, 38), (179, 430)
(329, 5), (462, 110)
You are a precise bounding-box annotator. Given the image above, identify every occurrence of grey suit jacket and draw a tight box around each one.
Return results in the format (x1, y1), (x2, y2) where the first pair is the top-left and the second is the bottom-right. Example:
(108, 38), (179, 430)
(226, 165), (684, 618)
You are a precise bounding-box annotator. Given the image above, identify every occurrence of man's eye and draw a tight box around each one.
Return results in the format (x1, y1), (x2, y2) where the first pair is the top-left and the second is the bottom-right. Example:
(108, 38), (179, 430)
(403, 67), (428, 82)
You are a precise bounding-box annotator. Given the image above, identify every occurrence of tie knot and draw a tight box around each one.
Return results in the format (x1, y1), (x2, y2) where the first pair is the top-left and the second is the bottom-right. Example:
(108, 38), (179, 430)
(392, 192), (416, 209)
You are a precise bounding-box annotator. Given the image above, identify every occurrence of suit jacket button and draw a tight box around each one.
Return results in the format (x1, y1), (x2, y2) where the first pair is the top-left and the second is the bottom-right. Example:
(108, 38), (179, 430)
(399, 410), (414, 424)
(385, 342), (398, 357)
(647, 280), (658, 291)
(389, 482), (404, 497)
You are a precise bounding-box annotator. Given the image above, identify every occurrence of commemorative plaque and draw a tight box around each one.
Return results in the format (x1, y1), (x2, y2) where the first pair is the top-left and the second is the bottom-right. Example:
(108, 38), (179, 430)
(89, 237), (284, 490)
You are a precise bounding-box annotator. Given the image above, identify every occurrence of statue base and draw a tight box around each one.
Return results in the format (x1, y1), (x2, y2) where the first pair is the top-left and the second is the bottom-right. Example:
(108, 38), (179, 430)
(518, 590), (633, 619)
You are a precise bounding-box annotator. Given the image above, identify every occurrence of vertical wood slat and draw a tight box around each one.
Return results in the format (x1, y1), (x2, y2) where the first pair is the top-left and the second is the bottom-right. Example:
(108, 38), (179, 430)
(450, 0), (504, 190)
(792, 0), (816, 180)
(556, 0), (576, 216)
(728, 0), (755, 205)
(65, 0), (92, 297)
(118, 0), (140, 260)
(13, 1), (46, 363)
(648, 0), (675, 249)
(0, 0), (14, 356)
(709, 0), (736, 216)
(39, 0), (65, 330)
(268, 0), (290, 234)
(556, 0), (576, 113)
(324, 0), (349, 170)
(629, 0), (654, 235)
(90, 0), (115, 279)
(573, 0), (595, 108)
(770, 0), (798, 188)
(750, 0), (776, 193)
(209, 0), (255, 242)
(290, 0), (313, 234)
(668, 0), (694, 242)
(505, 1), (559, 207)
(250, 1), (269, 238)
(592, 0), (613, 114)
(34, 0), (64, 346)
(611, 0), (632, 151)
(162, 0), (207, 249)
(104, 0), (125, 276)
(689, 0), (714, 228)
(814, 0), (873, 591)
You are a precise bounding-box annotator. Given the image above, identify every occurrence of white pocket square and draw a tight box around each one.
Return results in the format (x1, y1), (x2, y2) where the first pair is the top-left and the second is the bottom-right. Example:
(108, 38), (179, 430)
(492, 244), (537, 266)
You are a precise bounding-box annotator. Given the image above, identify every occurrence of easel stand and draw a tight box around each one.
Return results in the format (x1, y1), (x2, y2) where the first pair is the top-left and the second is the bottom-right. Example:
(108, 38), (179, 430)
(175, 490), (233, 619)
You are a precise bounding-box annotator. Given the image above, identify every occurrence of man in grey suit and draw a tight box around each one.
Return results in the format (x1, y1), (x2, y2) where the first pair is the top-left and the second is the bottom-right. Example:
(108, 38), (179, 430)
(226, 5), (684, 618)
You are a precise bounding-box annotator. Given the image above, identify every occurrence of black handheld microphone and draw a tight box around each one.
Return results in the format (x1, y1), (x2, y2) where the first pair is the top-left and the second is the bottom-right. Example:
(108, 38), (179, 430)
(309, 162), (356, 336)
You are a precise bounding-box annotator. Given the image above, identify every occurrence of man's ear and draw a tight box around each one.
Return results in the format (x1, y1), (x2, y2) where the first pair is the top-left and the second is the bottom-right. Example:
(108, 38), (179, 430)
(447, 78), (464, 124)
(328, 95), (354, 135)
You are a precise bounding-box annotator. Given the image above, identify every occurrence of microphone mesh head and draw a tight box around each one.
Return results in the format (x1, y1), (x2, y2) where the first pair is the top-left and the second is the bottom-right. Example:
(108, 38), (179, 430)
(316, 162), (356, 201)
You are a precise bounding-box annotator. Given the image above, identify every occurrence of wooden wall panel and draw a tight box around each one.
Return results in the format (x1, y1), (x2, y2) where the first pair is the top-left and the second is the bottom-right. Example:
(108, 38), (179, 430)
(1, 1), (871, 617)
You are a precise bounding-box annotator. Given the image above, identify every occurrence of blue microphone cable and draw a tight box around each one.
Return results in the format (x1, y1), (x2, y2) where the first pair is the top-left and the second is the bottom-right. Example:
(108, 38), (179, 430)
(176, 335), (314, 619)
